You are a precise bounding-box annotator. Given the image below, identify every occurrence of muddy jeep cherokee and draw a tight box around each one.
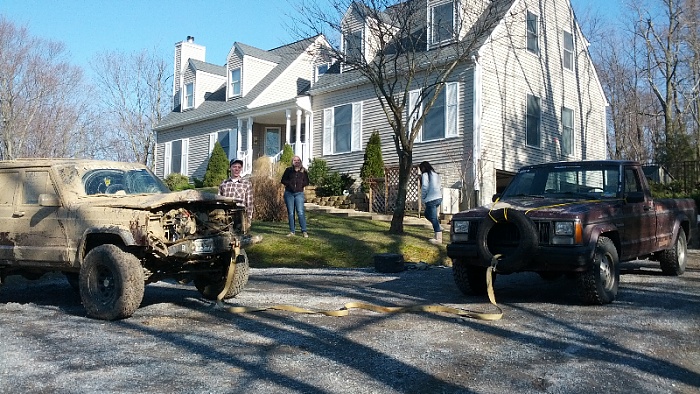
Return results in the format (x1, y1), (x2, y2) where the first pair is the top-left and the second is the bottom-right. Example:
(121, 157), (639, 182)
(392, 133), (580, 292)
(0, 159), (250, 320)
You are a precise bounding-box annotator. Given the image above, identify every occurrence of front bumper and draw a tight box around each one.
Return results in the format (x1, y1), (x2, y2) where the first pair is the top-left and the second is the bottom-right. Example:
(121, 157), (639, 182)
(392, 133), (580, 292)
(446, 242), (595, 272)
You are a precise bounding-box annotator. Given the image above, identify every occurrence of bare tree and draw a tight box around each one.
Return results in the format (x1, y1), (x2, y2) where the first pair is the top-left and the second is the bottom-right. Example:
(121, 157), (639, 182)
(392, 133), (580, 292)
(290, 0), (508, 233)
(91, 49), (170, 166)
(0, 17), (97, 160)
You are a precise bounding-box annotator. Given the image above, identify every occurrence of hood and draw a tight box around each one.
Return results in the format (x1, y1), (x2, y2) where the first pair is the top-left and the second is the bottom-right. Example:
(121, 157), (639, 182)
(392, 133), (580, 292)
(75, 189), (242, 210)
(455, 196), (623, 219)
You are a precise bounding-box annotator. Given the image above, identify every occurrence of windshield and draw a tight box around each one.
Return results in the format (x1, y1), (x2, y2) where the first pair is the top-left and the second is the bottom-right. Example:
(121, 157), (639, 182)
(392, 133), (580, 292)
(83, 168), (170, 195)
(502, 164), (620, 199)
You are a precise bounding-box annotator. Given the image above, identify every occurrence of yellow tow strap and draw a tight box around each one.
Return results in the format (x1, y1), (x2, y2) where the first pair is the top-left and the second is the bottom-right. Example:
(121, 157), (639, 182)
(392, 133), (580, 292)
(215, 256), (503, 321)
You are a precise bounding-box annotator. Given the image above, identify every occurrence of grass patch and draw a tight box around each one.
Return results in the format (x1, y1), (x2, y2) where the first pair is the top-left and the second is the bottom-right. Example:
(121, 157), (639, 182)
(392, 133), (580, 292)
(245, 212), (450, 268)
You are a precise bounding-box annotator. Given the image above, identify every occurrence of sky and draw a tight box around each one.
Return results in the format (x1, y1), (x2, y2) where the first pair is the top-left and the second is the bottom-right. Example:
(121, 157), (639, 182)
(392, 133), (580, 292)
(1, 0), (622, 82)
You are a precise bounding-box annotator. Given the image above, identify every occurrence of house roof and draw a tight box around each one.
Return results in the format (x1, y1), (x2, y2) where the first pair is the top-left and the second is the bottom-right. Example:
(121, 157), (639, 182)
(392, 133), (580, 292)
(189, 59), (226, 76)
(155, 36), (321, 131)
(309, 0), (517, 94)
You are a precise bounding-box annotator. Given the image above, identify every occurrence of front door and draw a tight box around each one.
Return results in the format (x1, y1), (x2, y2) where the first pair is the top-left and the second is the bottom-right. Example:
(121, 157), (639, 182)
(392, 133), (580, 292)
(0, 170), (20, 262)
(264, 127), (281, 156)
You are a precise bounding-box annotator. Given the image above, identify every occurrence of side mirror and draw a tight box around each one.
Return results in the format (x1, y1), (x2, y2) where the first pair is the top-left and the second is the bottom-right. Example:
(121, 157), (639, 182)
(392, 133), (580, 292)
(38, 193), (61, 207)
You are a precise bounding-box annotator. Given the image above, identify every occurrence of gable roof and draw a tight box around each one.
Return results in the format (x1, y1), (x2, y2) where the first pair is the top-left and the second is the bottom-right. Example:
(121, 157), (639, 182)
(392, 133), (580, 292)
(155, 36), (321, 131)
(310, 0), (517, 94)
(189, 59), (226, 77)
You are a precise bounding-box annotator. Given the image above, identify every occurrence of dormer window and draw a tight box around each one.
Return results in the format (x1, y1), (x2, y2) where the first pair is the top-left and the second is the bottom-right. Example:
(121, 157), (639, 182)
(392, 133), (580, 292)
(184, 83), (194, 109)
(343, 31), (363, 63)
(430, 1), (455, 46)
(230, 68), (241, 96)
(315, 63), (329, 81)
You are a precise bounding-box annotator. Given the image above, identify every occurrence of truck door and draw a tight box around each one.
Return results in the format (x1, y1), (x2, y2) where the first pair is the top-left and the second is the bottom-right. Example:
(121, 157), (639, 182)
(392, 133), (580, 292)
(620, 166), (657, 258)
(0, 170), (20, 262)
(12, 169), (71, 266)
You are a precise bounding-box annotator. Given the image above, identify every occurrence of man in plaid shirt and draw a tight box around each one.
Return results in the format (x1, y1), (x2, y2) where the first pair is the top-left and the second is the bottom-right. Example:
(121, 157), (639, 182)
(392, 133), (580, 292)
(219, 159), (253, 225)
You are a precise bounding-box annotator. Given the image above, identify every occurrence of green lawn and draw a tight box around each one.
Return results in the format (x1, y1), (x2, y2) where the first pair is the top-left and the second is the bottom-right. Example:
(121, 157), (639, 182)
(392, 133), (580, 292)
(245, 212), (450, 268)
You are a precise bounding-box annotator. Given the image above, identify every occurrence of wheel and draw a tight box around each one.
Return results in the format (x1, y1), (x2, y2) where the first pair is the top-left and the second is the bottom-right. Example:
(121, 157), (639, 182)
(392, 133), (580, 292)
(476, 208), (538, 272)
(577, 236), (619, 305)
(658, 230), (687, 276)
(79, 244), (145, 320)
(195, 250), (250, 300)
(452, 258), (495, 296)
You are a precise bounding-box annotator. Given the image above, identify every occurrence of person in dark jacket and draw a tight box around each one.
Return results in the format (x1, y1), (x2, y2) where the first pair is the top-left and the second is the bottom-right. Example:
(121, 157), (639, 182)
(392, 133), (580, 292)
(280, 156), (310, 237)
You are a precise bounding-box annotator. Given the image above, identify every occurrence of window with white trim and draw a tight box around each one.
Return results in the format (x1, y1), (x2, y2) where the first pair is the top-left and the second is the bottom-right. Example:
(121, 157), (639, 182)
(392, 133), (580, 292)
(322, 102), (362, 154)
(210, 129), (237, 160)
(184, 83), (194, 109)
(561, 107), (574, 156)
(527, 11), (539, 54)
(343, 31), (363, 63)
(230, 68), (241, 96)
(408, 82), (459, 142)
(430, 1), (456, 45)
(315, 63), (329, 82)
(526, 95), (541, 147)
(164, 138), (189, 176)
(563, 30), (574, 70)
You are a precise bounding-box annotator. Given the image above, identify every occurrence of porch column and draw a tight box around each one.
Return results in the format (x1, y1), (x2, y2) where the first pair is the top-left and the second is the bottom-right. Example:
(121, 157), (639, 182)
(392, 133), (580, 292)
(295, 109), (302, 157)
(304, 110), (312, 167)
(246, 117), (253, 172)
(285, 110), (291, 145)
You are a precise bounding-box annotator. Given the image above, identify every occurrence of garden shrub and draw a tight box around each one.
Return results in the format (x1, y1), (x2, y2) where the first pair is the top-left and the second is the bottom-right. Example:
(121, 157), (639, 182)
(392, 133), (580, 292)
(164, 173), (193, 191)
(202, 142), (230, 187)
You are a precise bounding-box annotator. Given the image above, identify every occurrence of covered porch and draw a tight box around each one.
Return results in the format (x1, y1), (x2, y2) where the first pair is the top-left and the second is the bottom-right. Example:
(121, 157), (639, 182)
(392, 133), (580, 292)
(235, 97), (313, 176)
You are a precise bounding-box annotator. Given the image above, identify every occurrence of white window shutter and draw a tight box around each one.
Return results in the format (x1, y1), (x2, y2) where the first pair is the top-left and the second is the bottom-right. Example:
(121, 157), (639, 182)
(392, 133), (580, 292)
(351, 102), (362, 151)
(323, 108), (333, 155)
(209, 133), (216, 153)
(446, 82), (458, 137)
(409, 89), (421, 141)
(164, 142), (172, 176)
(181, 138), (190, 175)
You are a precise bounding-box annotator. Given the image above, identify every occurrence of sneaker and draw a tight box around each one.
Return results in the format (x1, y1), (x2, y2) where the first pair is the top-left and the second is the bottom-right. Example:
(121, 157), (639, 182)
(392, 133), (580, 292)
(302, 232), (309, 238)
(429, 238), (442, 245)
(287, 232), (295, 237)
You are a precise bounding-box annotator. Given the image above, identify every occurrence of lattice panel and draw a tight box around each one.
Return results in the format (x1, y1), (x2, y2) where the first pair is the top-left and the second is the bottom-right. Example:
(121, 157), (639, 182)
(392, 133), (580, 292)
(368, 166), (421, 214)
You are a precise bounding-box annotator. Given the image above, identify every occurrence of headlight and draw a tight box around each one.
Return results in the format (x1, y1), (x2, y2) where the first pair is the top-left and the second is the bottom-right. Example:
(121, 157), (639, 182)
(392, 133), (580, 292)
(554, 221), (574, 236)
(452, 220), (470, 234)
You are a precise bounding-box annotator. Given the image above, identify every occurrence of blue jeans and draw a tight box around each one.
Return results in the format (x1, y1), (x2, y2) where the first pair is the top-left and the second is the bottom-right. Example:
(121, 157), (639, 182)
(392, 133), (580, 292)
(284, 191), (307, 233)
(424, 198), (442, 232)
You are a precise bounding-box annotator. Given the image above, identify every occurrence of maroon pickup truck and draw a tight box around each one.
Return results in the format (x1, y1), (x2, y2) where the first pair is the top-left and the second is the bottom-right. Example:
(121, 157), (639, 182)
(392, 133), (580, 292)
(446, 160), (697, 304)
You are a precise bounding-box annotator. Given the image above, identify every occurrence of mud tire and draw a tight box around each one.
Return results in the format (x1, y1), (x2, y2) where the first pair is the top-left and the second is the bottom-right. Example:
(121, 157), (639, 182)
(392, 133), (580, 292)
(577, 236), (619, 305)
(658, 230), (687, 276)
(79, 244), (144, 320)
(195, 250), (250, 300)
(476, 208), (538, 272)
(452, 259), (494, 296)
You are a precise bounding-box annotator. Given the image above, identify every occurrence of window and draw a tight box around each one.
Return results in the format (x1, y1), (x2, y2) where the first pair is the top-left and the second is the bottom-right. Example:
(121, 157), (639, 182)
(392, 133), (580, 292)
(210, 129), (237, 160)
(23, 171), (52, 204)
(164, 139), (189, 176)
(344, 31), (363, 63)
(563, 31), (574, 70)
(409, 82), (459, 142)
(0, 172), (18, 204)
(322, 102), (362, 154)
(527, 11), (539, 54)
(315, 63), (329, 81)
(431, 1), (455, 45)
(230, 68), (241, 96)
(526, 95), (541, 147)
(561, 107), (574, 155)
(184, 83), (194, 109)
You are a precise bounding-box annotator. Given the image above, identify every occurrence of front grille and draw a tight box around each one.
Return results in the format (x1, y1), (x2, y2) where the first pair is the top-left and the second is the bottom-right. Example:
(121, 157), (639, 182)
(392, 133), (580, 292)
(537, 221), (551, 244)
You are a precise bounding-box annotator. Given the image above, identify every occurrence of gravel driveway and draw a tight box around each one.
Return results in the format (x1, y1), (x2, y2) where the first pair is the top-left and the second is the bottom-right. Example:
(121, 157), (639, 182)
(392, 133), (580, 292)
(1, 252), (699, 394)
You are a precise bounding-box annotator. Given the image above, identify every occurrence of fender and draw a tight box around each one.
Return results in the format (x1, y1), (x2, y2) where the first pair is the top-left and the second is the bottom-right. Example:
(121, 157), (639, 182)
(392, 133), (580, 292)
(585, 223), (620, 261)
(76, 226), (139, 263)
